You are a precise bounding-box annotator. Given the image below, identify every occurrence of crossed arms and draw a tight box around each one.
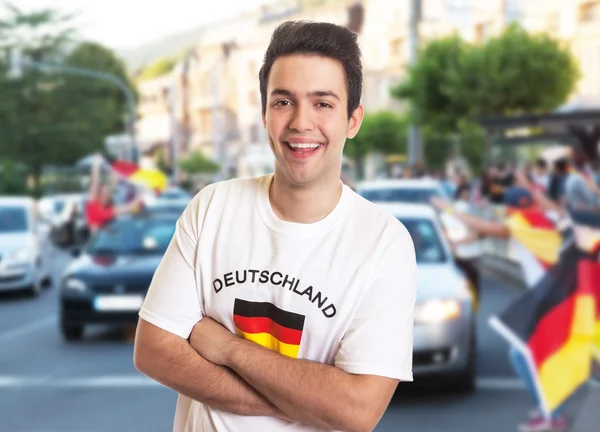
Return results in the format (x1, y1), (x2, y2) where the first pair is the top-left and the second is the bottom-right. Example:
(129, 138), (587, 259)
(133, 317), (398, 432)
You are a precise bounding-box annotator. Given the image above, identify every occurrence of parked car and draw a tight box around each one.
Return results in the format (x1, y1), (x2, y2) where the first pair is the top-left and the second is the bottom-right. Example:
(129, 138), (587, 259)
(373, 202), (477, 393)
(59, 211), (179, 341)
(358, 179), (472, 250)
(0, 197), (52, 296)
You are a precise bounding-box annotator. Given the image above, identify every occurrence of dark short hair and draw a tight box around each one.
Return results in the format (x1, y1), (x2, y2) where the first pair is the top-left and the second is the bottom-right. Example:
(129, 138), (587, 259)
(535, 158), (547, 169)
(554, 158), (569, 173)
(259, 20), (362, 119)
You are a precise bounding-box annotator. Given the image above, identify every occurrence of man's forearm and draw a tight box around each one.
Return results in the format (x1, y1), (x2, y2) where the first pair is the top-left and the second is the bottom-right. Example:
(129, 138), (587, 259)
(134, 321), (290, 420)
(223, 338), (373, 432)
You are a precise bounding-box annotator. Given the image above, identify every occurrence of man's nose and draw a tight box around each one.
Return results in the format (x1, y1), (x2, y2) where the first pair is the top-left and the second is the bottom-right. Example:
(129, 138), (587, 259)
(289, 104), (314, 132)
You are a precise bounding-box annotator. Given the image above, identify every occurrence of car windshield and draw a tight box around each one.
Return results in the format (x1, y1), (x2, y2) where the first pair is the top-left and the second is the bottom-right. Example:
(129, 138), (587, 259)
(0, 206), (29, 233)
(160, 190), (189, 200)
(397, 218), (447, 264)
(360, 188), (443, 204)
(87, 217), (177, 255)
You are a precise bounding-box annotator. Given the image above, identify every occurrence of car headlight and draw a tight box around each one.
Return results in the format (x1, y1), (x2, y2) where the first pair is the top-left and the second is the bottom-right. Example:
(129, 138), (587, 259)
(64, 278), (88, 292)
(414, 299), (461, 324)
(7, 248), (33, 264)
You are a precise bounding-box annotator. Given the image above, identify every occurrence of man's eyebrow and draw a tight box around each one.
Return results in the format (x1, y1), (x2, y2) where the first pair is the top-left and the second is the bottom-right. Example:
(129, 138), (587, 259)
(269, 89), (340, 101)
(270, 88), (293, 97)
(309, 90), (340, 101)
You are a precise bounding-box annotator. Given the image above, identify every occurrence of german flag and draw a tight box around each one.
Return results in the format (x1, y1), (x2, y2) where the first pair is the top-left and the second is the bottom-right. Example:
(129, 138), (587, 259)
(505, 209), (563, 285)
(106, 157), (168, 193)
(490, 210), (600, 417)
(233, 299), (305, 358)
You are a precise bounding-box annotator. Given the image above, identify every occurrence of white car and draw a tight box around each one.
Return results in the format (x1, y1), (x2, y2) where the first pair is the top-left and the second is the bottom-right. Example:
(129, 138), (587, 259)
(374, 202), (477, 392)
(0, 197), (52, 296)
(358, 179), (471, 246)
(357, 178), (452, 204)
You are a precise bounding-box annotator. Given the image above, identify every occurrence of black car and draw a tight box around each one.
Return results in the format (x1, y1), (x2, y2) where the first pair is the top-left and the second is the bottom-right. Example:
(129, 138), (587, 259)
(59, 212), (178, 341)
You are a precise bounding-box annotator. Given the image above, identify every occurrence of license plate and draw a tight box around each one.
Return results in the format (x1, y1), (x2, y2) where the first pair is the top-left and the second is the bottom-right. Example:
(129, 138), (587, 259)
(93, 295), (143, 311)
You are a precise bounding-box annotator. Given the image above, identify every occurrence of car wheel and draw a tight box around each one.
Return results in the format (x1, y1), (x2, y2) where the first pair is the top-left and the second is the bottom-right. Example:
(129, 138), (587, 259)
(61, 319), (84, 341)
(452, 328), (477, 394)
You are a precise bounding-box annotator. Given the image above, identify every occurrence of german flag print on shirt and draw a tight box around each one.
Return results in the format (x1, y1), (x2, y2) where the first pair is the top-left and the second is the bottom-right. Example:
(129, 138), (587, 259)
(233, 299), (305, 358)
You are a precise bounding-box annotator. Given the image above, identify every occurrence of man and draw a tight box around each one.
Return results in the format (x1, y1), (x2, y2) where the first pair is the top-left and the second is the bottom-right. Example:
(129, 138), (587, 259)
(133, 21), (417, 432)
(431, 178), (568, 432)
(531, 158), (549, 192)
(85, 155), (141, 234)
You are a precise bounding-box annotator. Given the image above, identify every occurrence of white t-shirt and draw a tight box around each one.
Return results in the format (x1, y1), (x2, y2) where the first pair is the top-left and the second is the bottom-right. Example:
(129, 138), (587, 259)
(139, 174), (417, 432)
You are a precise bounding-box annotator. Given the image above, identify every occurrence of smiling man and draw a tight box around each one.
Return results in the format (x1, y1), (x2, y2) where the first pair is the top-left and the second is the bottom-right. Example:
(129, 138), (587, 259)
(134, 21), (417, 432)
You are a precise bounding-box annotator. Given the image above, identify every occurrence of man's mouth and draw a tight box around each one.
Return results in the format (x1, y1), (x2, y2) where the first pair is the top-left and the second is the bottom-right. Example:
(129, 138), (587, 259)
(284, 141), (323, 153)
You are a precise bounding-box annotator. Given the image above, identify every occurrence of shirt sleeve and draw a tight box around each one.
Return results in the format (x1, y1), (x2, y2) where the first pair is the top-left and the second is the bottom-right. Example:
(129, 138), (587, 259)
(334, 221), (417, 381)
(138, 193), (205, 339)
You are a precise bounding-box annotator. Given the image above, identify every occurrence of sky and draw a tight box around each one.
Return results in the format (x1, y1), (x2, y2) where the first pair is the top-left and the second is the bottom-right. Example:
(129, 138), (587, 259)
(12, 0), (276, 50)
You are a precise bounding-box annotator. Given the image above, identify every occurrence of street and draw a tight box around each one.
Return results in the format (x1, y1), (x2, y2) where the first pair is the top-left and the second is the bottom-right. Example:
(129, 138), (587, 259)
(0, 248), (577, 431)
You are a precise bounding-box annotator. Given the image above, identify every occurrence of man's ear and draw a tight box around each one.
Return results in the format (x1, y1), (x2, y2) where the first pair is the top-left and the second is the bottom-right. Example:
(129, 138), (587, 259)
(347, 104), (364, 139)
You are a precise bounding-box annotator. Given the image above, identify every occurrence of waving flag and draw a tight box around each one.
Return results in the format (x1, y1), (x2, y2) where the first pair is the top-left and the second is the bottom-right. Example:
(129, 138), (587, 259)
(109, 159), (168, 194)
(505, 208), (563, 287)
(490, 210), (600, 418)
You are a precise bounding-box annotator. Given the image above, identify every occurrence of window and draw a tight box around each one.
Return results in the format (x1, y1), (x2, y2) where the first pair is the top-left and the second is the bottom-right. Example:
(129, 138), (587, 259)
(390, 38), (403, 57)
(0, 206), (29, 233)
(580, 2), (600, 23)
(397, 218), (447, 264)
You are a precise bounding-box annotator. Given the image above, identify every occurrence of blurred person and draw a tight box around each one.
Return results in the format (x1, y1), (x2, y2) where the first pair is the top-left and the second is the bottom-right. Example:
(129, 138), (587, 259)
(531, 158), (550, 192)
(85, 156), (141, 234)
(547, 158), (569, 205)
(431, 182), (569, 431)
(445, 149), (471, 180)
(563, 150), (599, 211)
(134, 21), (417, 432)
(444, 182), (482, 306)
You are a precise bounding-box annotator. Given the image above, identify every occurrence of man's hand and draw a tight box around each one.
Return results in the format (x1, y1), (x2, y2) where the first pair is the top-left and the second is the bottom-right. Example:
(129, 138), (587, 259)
(189, 317), (238, 366)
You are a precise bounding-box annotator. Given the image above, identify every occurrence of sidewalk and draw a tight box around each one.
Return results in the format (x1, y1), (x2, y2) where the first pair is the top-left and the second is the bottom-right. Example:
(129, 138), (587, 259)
(570, 384), (600, 432)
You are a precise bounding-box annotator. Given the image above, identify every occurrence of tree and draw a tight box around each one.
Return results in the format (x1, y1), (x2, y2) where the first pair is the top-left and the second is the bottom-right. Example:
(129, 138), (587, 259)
(179, 150), (220, 175)
(52, 41), (137, 162)
(345, 110), (408, 160)
(0, 3), (136, 191)
(392, 24), (579, 169)
(0, 3), (78, 189)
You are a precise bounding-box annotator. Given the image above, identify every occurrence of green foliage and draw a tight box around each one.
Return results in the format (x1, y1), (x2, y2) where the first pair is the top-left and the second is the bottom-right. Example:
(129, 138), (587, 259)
(0, 3), (135, 185)
(179, 150), (220, 175)
(392, 24), (580, 170)
(0, 160), (28, 195)
(345, 110), (408, 160)
(138, 57), (176, 81)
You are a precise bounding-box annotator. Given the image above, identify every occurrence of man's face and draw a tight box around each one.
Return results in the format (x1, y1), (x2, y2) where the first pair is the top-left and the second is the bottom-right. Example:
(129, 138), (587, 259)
(262, 54), (363, 187)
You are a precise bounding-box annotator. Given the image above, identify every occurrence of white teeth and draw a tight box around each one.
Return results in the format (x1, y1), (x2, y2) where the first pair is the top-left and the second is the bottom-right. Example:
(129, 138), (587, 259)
(287, 142), (321, 149)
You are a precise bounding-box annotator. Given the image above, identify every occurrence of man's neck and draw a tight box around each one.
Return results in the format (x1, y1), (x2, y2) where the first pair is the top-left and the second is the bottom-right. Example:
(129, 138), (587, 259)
(269, 173), (343, 224)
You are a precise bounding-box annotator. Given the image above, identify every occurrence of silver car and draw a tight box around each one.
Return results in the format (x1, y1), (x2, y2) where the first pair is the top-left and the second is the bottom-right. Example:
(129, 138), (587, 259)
(0, 197), (52, 296)
(374, 202), (476, 393)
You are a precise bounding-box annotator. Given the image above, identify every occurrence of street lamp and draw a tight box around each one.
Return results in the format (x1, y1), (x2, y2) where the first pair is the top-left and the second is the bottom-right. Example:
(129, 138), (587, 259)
(8, 48), (139, 162)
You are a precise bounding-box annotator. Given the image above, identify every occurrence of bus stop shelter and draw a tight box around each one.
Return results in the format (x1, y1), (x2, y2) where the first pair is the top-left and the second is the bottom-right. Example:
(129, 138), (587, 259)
(478, 107), (600, 161)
